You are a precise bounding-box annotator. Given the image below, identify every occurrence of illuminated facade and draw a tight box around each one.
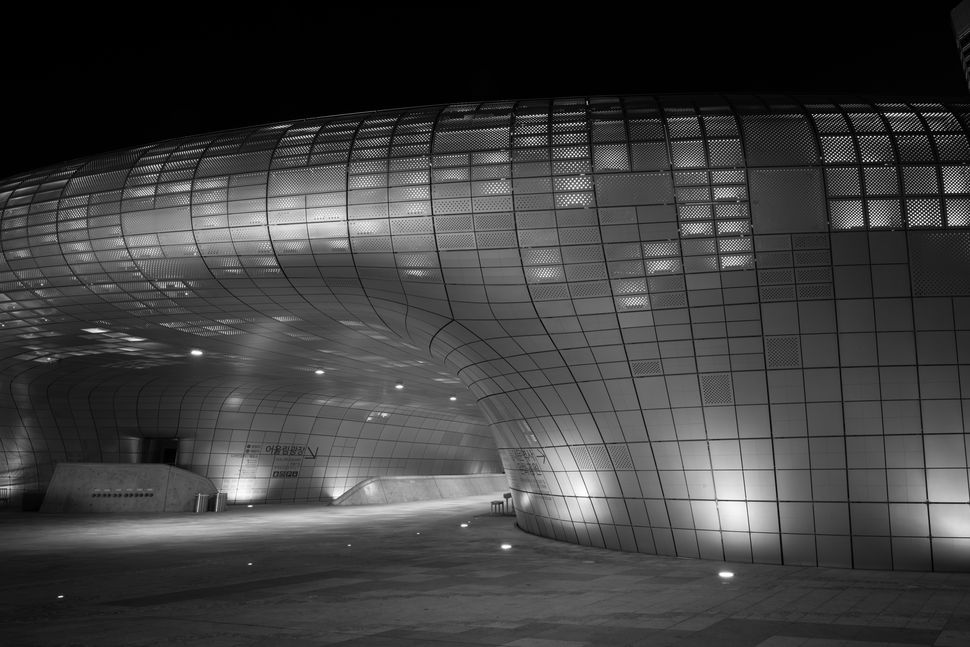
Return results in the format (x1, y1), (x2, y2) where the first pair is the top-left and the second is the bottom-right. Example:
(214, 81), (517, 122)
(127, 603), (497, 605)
(3, 96), (970, 571)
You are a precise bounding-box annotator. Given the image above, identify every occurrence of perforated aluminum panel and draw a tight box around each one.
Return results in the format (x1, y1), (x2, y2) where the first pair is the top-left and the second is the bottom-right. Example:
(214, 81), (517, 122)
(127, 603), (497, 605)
(4, 96), (970, 572)
(909, 231), (970, 295)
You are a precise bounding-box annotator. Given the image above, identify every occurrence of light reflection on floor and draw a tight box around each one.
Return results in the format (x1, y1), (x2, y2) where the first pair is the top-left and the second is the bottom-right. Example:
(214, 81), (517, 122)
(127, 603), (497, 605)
(1, 494), (969, 646)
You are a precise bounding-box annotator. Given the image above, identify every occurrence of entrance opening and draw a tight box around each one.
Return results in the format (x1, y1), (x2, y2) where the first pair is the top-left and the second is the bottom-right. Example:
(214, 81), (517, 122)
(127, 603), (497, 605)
(141, 438), (179, 465)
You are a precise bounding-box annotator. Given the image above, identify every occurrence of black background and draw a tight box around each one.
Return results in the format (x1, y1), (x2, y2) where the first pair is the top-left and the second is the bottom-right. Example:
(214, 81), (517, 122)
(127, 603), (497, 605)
(1, 3), (967, 180)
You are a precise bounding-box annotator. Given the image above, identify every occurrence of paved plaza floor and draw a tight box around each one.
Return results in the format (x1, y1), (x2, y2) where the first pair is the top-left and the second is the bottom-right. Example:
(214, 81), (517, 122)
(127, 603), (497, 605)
(1, 494), (969, 646)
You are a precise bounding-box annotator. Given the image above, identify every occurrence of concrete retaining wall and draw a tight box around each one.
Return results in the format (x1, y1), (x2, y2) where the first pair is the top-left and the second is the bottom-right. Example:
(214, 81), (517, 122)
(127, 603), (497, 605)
(332, 474), (508, 505)
(40, 463), (219, 513)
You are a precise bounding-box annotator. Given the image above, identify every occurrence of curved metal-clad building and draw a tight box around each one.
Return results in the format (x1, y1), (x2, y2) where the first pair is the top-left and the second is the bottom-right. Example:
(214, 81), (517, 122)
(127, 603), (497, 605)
(3, 95), (970, 571)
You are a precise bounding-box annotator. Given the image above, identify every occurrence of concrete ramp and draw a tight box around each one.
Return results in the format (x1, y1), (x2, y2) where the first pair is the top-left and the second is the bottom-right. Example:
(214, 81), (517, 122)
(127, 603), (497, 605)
(40, 463), (218, 513)
(333, 474), (507, 505)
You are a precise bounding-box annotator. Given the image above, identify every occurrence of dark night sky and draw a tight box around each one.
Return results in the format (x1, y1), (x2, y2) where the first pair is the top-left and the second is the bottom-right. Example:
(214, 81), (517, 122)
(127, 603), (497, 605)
(1, 3), (967, 180)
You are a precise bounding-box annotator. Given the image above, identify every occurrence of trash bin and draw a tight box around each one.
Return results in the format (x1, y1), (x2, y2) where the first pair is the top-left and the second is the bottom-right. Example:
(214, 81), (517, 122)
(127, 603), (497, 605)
(193, 492), (210, 513)
(212, 491), (227, 512)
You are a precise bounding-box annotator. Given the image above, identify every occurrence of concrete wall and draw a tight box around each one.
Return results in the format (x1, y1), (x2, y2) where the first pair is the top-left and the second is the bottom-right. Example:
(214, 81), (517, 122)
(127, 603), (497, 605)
(40, 463), (218, 513)
(333, 474), (508, 505)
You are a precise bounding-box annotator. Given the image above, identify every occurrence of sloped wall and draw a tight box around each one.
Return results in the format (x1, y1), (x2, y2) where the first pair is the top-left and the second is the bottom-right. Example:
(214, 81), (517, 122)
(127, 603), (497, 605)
(333, 474), (507, 505)
(40, 463), (217, 512)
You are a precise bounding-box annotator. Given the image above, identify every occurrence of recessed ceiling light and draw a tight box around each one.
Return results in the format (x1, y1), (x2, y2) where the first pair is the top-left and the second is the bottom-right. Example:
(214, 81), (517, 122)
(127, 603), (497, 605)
(314, 369), (325, 375)
(123, 337), (146, 342)
(718, 571), (734, 579)
(190, 349), (204, 356)
(500, 544), (512, 550)
(449, 396), (457, 401)
(82, 327), (108, 334)
(394, 382), (404, 390)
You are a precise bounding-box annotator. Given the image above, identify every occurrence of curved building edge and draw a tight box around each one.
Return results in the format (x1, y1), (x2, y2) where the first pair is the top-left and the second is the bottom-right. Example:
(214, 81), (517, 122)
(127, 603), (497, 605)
(2, 95), (970, 571)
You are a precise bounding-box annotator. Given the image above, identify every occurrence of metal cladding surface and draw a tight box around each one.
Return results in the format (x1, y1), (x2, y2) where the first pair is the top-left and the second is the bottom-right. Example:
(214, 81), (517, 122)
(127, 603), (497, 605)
(3, 95), (970, 570)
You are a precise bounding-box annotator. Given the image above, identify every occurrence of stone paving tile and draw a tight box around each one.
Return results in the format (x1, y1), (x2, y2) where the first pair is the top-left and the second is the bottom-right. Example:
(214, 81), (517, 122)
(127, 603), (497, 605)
(935, 629), (970, 646)
(501, 637), (589, 646)
(942, 616), (970, 630)
(2, 495), (970, 646)
(757, 639), (922, 647)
